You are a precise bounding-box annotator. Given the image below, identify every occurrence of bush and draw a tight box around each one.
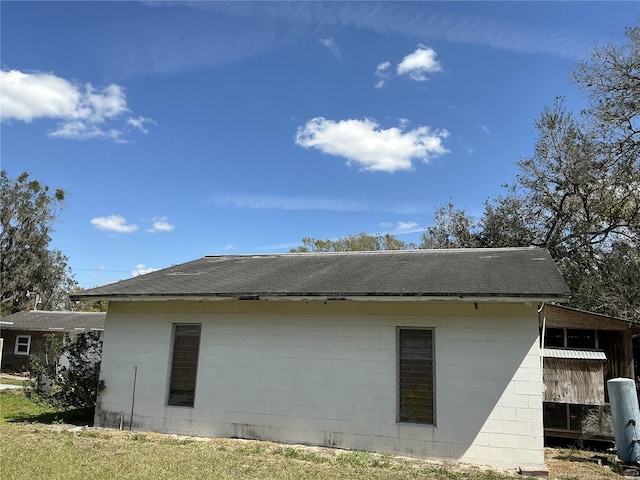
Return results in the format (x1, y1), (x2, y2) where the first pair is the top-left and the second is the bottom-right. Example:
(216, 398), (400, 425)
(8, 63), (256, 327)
(26, 331), (105, 411)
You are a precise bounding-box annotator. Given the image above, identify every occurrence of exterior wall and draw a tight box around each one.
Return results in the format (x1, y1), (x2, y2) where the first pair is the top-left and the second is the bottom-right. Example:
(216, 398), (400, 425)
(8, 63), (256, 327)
(96, 300), (544, 469)
(0, 330), (64, 372)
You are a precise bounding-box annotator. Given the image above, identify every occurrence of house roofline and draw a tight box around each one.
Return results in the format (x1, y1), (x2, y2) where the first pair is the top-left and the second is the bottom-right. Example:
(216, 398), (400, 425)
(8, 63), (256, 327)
(70, 293), (570, 303)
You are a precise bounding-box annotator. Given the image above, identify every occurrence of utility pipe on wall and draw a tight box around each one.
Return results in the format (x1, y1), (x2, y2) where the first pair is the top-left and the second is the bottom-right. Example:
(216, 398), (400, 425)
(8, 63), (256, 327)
(130, 366), (138, 431)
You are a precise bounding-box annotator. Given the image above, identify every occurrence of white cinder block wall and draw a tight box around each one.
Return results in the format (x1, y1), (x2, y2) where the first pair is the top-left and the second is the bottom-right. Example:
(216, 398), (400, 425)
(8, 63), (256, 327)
(96, 301), (544, 469)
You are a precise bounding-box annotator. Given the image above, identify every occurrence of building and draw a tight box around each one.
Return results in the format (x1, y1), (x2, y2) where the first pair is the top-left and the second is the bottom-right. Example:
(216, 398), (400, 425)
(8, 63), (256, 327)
(0, 310), (105, 372)
(540, 303), (640, 441)
(72, 248), (570, 469)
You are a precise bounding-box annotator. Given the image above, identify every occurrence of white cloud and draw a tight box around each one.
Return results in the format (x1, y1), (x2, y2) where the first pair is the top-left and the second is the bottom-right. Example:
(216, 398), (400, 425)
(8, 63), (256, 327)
(212, 192), (434, 215)
(376, 61), (391, 73)
(319, 37), (341, 58)
(380, 221), (421, 233)
(131, 264), (159, 277)
(0, 69), (152, 141)
(49, 121), (125, 142)
(397, 46), (442, 81)
(180, 3), (592, 59)
(480, 125), (490, 135)
(91, 215), (138, 233)
(295, 117), (449, 172)
(1, 70), (81, 121)
(396, 221), (419, 232)
(127, 116), (156, 134)
(374, 61), (391, 88)
(147, 217), (175, 233)
(212, 192), (370, 212)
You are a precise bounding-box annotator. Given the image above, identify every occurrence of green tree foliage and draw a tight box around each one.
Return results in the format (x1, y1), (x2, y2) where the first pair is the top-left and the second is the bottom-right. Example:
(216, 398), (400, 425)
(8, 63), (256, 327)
(68, 287), (109, 312)
(0, 170), (77, 314)
(420, 202), (482, 249)
(419, 24), (640, 319)
(26, 331), (105, 411)
(566, 242), (640, 319)
(573, 23), (639, 169)
(290, 232), (415, 252)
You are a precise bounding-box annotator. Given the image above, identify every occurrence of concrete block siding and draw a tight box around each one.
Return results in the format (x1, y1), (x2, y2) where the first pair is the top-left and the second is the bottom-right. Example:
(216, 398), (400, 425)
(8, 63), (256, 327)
(96, 300), (544, 468)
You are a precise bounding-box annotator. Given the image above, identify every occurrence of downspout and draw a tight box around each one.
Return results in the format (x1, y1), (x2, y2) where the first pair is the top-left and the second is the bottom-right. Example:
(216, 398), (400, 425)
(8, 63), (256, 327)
(539, 303), (546, 349)
(538, 303), (546, 393)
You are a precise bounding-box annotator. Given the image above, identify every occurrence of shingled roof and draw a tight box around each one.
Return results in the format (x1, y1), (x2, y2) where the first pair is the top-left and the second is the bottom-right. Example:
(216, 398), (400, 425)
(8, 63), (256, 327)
(72, 248), (570, 302)
(0, 311), (105, 331)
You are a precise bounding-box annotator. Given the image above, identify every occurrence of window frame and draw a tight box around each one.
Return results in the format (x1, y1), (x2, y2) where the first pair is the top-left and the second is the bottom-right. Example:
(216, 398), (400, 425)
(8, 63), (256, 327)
(542, 327), (599, 349)
(397, 327), (435, 426)
(14, 334), (32, 355)
(167, 323), (202, 408)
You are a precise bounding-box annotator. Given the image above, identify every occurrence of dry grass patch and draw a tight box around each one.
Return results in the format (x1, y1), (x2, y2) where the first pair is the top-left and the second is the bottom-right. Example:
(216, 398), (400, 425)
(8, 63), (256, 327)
(0, 390), (625, 480)
(545, 447), (623, 480)
(1, 423), (626, 480)
(0, 422), (530, 480)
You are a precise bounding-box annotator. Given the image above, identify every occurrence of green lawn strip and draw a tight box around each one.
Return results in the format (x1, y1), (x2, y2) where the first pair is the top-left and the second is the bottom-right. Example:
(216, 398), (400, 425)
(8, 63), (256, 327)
(0, 390), (92, 425)
(0, 391), (523, 480)
(0, 375), (29, 386)
(0, 424), (523, 480)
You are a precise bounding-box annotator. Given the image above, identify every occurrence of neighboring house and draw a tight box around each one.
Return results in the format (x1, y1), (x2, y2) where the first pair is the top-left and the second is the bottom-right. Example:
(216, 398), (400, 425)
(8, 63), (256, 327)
(540, 303), (640, 441)
(0, 310), (106, 372)
(72, 248), (570, 470)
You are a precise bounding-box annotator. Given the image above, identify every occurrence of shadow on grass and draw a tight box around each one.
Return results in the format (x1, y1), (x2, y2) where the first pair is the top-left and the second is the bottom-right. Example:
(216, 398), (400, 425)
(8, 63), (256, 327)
(1, 391), (95, 426)
(6, 408), (95, 426)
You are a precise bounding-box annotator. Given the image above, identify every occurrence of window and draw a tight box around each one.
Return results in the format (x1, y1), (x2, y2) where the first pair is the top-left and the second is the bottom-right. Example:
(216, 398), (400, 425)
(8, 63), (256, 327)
(398, 328), (434, 424)
(544, 328), (565, 348)
(542, 328), (599, 349)
(14, 335), (31, 355)
(566, 329), (596, 349)
(168, 324), (201, 407)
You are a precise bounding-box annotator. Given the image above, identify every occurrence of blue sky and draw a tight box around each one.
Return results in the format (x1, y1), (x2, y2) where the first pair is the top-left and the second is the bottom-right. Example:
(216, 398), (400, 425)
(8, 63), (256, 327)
(1, 1), (638, 289)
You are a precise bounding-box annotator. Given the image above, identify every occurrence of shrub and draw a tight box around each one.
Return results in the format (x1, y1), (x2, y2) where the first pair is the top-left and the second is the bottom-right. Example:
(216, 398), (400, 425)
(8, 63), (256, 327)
(26, 331), (105, 411)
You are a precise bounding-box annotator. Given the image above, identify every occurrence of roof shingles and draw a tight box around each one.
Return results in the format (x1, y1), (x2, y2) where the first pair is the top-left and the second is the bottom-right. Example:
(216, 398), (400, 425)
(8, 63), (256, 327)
(0, 311), (105, 331)
(72, 248), (570, 302)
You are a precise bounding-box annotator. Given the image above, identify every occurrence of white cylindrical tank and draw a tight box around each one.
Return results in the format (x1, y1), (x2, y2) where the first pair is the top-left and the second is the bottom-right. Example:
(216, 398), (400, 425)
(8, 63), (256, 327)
(608, 378), (640, 462)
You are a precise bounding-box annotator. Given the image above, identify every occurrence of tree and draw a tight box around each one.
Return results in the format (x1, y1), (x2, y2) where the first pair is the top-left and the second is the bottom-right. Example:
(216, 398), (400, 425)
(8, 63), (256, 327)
(0, 170), (76, 314)
(290, 232), (415, 252)
(565, 240), (640, 318)
(423, 99), (639, 318)
(512, 99), (638, 254)
(478, 191), (537, 249)
(418, 24), (640, 320)
(573, 23), (639, 172)
(420, 202), (481, 249)
(26, 331), (105, 411)
(68, 287), (109, 312)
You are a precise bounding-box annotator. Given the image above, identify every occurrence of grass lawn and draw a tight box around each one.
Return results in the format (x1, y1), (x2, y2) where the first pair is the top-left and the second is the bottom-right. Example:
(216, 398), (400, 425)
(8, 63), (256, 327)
(0, 374), (29, 386)
(0, 390), (623, 480)
(0, 387), (93, 425)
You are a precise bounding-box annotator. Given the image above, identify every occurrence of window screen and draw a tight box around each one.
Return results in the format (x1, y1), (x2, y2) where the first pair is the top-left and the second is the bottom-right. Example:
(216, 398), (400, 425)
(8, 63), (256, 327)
(168, 324), (201, 407)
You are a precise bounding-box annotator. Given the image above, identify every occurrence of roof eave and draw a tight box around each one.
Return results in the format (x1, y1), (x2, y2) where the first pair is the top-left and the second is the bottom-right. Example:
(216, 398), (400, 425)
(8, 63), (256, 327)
(71, 293), (570, 303)
(0, 326), (104, 332)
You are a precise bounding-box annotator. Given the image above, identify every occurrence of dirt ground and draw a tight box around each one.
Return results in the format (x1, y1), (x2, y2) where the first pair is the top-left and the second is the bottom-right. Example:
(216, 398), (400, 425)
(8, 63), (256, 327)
(545, 446), (629, 479)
